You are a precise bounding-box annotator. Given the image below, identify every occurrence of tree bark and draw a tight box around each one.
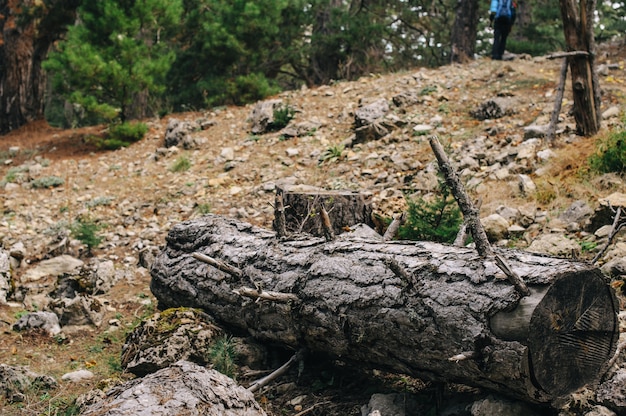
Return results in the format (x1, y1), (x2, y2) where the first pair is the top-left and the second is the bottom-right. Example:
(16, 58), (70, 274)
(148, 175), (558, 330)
(558, 0), (601, 136)
(450, 0), (479, 63)
(0, 0), (81, 134)
(150, 215), (619, 404)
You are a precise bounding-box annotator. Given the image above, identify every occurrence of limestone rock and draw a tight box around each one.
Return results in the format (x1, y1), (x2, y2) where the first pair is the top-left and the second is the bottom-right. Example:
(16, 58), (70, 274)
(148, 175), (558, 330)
(121, 307), (222, 376)
(80, 360), (266, 416)
(13, 311), (61, 336)
(527, 234), (581, 257)
(0, 364), (57, 403)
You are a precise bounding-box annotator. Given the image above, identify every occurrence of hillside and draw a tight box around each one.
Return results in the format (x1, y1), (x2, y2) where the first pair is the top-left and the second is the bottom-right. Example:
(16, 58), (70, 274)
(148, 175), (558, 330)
(0, 46), (626, 415)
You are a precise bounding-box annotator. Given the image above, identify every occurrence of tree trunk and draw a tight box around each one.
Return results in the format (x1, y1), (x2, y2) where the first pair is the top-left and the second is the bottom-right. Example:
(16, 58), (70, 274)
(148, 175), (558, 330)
(150, 215), (619, 404)
(558, 0), (601, 136)
(450, 0), (479, 63)
(0, 0), (80, 134)
(308, 0), (345, 85)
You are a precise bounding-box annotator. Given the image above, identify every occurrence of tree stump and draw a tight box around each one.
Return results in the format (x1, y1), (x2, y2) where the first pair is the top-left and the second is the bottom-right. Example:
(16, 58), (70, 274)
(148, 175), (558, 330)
(273, 185), (374, 237)
(150, 215), (618, 404)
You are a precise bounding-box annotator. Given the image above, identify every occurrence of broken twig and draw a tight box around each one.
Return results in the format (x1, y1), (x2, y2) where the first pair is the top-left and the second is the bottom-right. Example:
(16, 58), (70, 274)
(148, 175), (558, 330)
(248, 350), (302, 393)
(383, 212), (406, 241)
(233, 287), (299, 302)
(592, 206), (625, 264)
(193, 252), (243, 278)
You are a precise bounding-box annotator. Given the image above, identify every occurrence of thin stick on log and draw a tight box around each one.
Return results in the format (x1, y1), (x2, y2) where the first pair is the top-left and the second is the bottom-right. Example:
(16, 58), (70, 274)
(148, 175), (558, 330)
(247, 351), (302, 393)
(454, 199), (482, 247)
(274, 191), (287, 238)
(429, 136), (530, 297)
(429, 136), (492, 257)
(592, 206), (626, 264)
(384, 257), (419, 290)
(546, 59), (568, 143)
(320, 204), (335, 241)
(494, 253), (531, 296)
(383, 212), (406, 241)
(192, 252), (243, 278)
(233, 287), (299, 303)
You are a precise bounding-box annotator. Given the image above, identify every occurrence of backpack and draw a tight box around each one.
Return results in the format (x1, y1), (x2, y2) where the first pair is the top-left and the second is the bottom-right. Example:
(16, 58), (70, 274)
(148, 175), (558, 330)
(496, 0), (515, 20)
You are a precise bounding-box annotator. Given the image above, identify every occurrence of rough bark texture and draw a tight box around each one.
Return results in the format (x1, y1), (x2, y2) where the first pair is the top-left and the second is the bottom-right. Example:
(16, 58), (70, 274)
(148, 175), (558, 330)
(558, 0), (601, 136)
(150, 215), (619, 404)
(0, 0), (81, 134)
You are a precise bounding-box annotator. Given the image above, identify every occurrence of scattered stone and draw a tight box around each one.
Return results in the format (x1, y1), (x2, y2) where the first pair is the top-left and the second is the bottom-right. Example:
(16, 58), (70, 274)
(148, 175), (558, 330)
(0, 364), (57, 403)
(80, 360), (266, 416)
(61, 369), (95, 382)
(49, 294), (105, 327)
(0, 249), (12, 304)
(249, 99), (284, 134)
(361, 393), (420, 416)
(470, 97), (517, 120)
(13, 311), (61, 336)
(470, 395), (542, 416)
(481, 214), (510, 242)
(527, 233), (581, 257)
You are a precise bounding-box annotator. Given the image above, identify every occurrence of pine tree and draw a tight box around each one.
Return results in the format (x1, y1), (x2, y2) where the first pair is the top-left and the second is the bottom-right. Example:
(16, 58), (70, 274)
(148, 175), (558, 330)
(44, 0), (182, 124)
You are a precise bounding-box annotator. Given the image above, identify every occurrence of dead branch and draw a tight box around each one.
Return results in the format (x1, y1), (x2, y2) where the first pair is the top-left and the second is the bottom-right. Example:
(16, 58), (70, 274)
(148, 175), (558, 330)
(233, 287), (299, 303)
(247, 351), (302, 393)
(429, 136), (529, 297)
(192, 252), (242, 279)
(383, 212), (406, 241)
(546, 59), (568, 142)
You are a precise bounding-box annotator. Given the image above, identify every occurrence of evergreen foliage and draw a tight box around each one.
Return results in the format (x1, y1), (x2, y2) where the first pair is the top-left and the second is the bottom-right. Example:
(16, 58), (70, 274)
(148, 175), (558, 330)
(71, 217), (104, 254)
(399, 179), (462, 244)
(37, 0), (626, 123)
(44, 0), (183, 124)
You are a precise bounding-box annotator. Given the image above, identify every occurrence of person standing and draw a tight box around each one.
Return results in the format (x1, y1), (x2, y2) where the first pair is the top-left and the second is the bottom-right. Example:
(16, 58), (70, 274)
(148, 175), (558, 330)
(489, 0), (516, 60)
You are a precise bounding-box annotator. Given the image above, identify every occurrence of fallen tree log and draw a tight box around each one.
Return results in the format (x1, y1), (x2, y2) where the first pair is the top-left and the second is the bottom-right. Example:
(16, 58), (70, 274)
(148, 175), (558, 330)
(150, 214), (618, 404)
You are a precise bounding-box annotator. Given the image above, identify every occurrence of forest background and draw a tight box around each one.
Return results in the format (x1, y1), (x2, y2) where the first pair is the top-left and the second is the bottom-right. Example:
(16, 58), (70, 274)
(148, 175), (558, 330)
(1, 0), (625, 136)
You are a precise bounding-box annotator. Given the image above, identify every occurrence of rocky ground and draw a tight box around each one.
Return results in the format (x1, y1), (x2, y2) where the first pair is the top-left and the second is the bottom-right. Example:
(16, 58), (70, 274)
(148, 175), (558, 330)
(1, 43), (626, 415)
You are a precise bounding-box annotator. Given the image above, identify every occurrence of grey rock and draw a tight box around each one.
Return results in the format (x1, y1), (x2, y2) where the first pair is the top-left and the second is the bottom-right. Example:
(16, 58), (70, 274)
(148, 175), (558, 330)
(527, 233), (581, 257)
(13, 311), (61, 336)
(596, 368), (626, 413)
(518, 174), (536, 196)
(121, 308), (222, 376)
(481, 214), (510, 242)
(361, 393), (420, 416)
(584, 405), (617, 416)
(249, 99), (283, 134)
(80, 360), (266, 416)
(470, 395), (541, 416)
(164, 118), (199, 149)
(559, 200), (593, 226)
(0, 364), (57, 403)
(0, 249), (11, 304)
(523, 124), (549, 140)
(61, 369), (94, 382)
(50, 294), (105, 327)
(355, 99), (390, 127)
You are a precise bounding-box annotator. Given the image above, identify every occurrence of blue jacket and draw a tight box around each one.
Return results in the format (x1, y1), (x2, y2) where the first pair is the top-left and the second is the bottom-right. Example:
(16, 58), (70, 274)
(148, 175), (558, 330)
(490, 0), (514, 18)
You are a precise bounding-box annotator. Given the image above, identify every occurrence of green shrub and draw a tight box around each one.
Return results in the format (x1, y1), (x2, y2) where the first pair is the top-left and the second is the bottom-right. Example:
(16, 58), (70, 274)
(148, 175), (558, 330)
(70, 217), (104, 254)
(31, 176), (65, 189)
(209, 336), (237, 379)
(169, 154), (192, 172)
(268, 103), (295, 131)
(589, 127), (626, 174)
(398, 179), (462, 244)
(97, 122), (148, 150)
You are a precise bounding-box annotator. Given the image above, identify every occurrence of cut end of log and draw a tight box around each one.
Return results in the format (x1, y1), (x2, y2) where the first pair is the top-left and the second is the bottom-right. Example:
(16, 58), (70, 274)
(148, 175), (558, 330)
(528, 269), (618, 397)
